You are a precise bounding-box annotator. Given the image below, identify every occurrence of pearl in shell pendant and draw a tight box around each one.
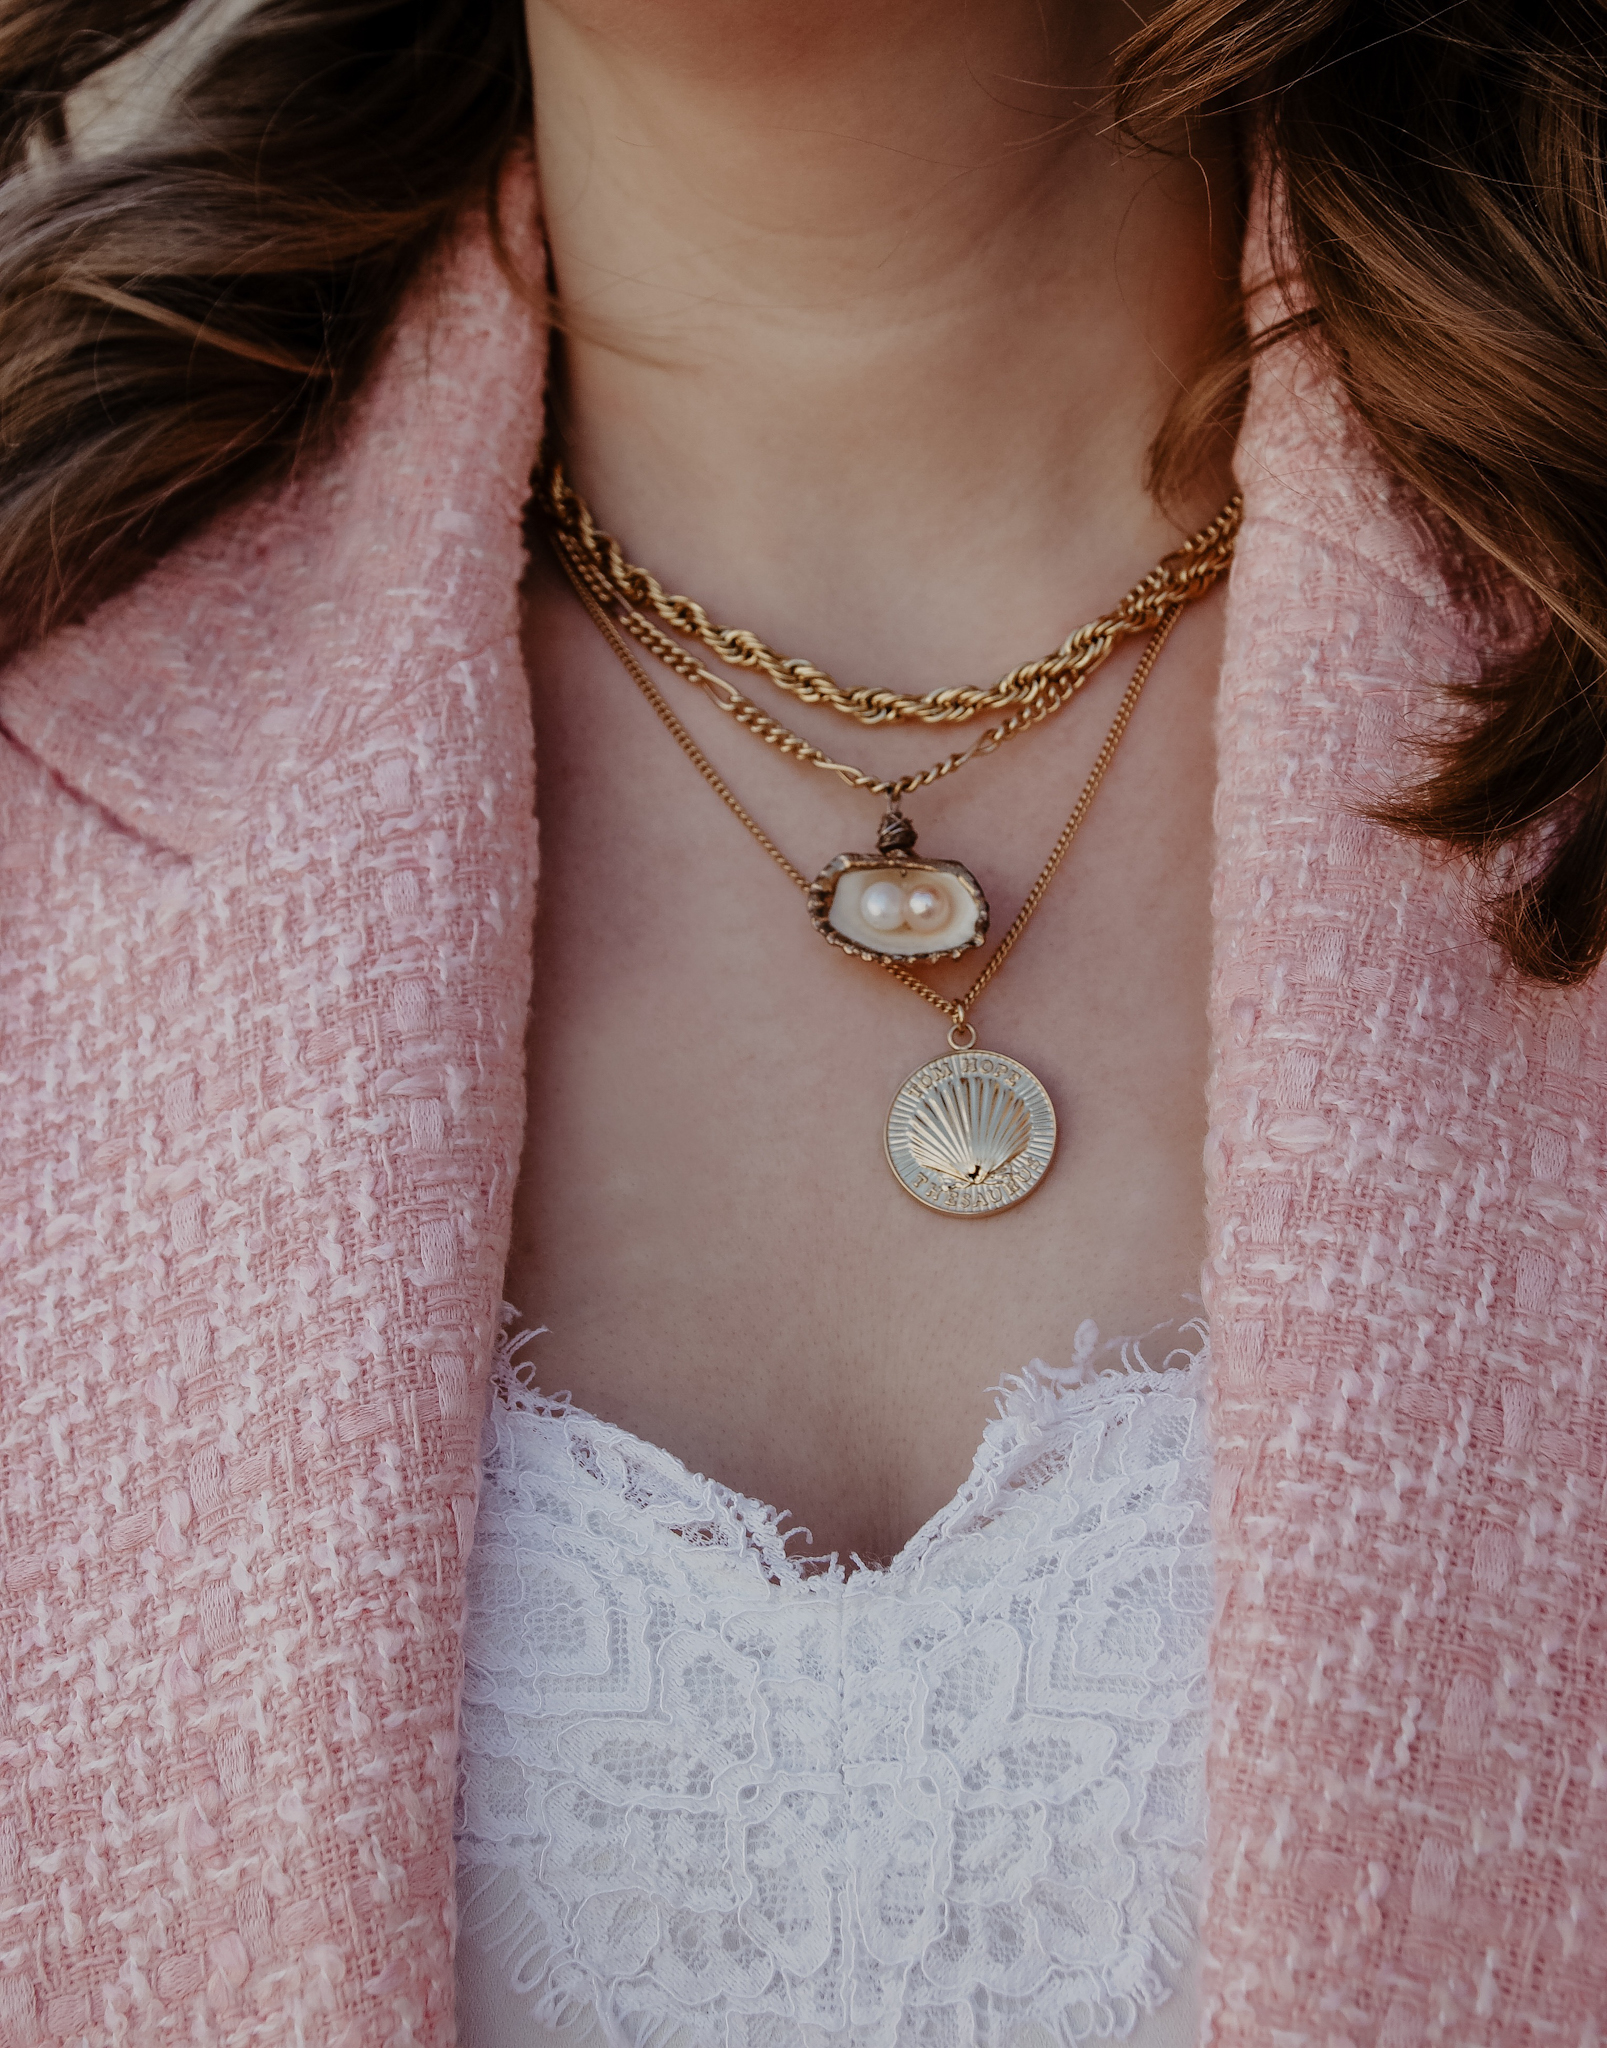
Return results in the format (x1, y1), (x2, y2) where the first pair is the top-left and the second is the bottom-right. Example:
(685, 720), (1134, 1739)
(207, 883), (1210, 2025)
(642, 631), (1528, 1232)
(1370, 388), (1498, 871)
(808, 809), (989, 963)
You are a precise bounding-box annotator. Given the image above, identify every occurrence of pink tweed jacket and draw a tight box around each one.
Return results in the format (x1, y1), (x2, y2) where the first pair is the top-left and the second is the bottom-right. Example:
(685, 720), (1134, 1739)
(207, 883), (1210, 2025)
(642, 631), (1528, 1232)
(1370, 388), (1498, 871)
(2, 194), (1605, 2046)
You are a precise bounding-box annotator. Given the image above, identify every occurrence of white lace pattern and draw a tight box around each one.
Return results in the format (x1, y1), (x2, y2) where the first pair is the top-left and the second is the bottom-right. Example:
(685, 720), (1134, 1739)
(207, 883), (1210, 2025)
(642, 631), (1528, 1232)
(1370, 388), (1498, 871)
(456, 1324), (1212, 2048)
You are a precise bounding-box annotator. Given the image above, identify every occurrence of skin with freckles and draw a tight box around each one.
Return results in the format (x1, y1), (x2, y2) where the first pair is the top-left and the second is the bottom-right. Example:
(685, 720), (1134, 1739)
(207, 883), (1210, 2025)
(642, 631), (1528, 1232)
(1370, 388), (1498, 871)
(505, 0), (1238, 1568)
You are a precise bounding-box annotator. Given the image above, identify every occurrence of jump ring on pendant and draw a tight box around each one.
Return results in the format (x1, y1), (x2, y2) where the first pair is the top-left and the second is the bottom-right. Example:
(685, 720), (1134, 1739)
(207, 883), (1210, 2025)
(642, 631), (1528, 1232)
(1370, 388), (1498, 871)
(947, 1019), (978, 1052)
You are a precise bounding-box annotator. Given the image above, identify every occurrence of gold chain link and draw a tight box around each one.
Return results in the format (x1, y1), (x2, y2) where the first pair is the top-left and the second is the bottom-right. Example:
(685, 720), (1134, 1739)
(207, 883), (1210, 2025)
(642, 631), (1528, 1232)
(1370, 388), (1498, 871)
(556, 542), (1184, 1038)
(874, 607), (1182, 1033)
(558, 558), (812, 892)
(541, 455), (1238, 728)
(550, 521), (1136, 799)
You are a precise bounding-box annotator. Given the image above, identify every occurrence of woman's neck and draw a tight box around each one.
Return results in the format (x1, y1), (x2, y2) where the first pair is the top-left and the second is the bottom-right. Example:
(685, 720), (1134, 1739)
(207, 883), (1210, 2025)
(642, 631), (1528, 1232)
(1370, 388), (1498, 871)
(525, 0), (1238, 692)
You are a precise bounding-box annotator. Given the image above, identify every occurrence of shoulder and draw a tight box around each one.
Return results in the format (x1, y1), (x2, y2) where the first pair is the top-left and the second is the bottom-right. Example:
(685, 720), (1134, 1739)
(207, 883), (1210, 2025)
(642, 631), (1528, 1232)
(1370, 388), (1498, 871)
(0, 167), (546, 859)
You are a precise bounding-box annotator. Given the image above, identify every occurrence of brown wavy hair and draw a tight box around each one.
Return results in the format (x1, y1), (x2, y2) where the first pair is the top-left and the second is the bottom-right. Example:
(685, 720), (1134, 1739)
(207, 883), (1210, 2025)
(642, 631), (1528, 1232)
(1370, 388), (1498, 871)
(1, 1), (1604, 981)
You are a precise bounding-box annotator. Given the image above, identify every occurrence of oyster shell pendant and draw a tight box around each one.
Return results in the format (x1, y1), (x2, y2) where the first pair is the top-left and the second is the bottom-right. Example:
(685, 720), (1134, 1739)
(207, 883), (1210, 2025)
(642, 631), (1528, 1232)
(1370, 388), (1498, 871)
(809, 809), (988, 963)
(885, 1049), (1057, 1215)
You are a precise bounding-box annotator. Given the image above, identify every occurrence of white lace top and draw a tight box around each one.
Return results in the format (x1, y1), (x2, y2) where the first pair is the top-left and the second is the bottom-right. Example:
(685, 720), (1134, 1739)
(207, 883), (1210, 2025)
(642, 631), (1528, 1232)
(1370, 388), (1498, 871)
(455, 1323), (1212, 2048)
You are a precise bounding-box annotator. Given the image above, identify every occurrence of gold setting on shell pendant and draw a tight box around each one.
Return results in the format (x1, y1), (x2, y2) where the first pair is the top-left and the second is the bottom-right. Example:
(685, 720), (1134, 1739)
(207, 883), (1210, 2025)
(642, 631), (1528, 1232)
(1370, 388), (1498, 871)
(808, 810), (989, 965)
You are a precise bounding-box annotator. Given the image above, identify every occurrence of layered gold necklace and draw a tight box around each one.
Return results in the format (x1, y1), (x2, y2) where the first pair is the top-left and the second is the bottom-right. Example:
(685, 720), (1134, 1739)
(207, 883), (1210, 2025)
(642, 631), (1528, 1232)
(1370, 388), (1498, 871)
(540, 459), (1239, 1215)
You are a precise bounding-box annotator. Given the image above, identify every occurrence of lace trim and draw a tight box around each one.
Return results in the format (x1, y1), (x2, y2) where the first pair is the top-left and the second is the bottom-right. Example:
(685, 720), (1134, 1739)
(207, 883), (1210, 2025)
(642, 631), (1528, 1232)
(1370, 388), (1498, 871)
(457, 1317), (1212, 2048)
(490, 1306), (1209, 1588)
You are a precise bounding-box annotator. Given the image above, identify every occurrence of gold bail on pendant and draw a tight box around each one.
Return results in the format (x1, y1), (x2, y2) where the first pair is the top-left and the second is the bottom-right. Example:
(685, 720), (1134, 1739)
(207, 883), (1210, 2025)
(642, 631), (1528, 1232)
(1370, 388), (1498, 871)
(875, 806), (919, 857)
(947, 1016), (978, 1051)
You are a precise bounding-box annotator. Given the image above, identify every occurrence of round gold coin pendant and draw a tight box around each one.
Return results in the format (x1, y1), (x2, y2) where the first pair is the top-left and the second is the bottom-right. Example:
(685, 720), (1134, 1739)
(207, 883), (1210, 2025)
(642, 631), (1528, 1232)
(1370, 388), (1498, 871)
(885, 1049), (1057, 1216)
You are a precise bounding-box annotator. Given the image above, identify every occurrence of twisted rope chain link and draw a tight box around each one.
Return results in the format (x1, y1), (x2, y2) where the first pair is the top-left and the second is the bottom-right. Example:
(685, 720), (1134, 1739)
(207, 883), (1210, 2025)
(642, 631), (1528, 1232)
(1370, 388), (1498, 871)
(550, 512), (1152, 800)
(541, 456), (1239, 728)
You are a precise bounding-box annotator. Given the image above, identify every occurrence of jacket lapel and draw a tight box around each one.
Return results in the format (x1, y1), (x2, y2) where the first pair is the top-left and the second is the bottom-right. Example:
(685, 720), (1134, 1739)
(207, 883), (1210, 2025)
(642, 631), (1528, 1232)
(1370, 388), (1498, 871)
(0, 179), (546, 2034)
(1204, 316), (1607, 2039)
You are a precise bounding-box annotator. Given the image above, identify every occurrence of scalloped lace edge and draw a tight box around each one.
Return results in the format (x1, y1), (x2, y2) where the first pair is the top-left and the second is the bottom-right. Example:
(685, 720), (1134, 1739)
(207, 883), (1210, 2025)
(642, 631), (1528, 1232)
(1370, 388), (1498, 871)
(488, 1306), (1209, 1589)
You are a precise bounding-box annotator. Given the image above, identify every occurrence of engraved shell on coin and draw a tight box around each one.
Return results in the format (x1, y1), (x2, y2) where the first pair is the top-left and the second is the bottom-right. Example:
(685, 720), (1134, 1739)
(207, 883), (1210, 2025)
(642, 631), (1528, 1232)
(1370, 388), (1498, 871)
(809, 854), (988, 963)
(906, 1073), (1032, 1184)
(886, 1050), (1057, 1216)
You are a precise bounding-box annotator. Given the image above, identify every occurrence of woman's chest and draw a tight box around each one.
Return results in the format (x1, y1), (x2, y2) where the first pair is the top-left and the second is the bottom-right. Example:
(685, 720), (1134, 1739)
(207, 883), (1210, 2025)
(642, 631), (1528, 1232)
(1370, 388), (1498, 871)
(503, 573), (1226, 1565)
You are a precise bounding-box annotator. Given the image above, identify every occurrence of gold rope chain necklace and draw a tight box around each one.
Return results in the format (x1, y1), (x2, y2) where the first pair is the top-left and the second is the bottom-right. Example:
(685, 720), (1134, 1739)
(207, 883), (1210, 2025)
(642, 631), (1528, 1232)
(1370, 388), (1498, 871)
(555, 534), (1192, 1216)
(550, 512), (1143, 805)
(542, 458), (1239, 728)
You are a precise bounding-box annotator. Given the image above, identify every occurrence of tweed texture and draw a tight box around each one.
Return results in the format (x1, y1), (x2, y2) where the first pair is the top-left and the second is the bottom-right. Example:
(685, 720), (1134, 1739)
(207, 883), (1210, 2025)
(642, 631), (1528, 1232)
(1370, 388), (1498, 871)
(1203, 325), (1607, 2043)
(2, 190), (1606, 2045)
(0, 204), (543, 2039)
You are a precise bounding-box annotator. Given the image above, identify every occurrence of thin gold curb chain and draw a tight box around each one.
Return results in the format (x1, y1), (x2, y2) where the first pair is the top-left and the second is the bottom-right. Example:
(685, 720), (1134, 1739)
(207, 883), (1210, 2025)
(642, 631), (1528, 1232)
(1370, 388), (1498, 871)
(554, 539), (1185, 1040)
